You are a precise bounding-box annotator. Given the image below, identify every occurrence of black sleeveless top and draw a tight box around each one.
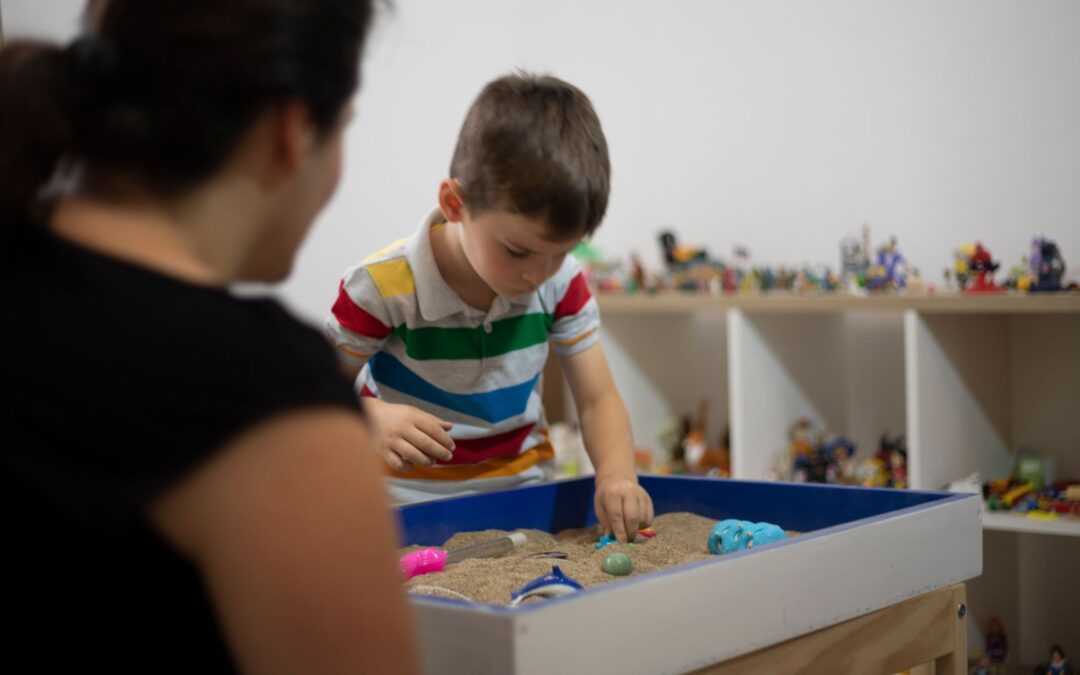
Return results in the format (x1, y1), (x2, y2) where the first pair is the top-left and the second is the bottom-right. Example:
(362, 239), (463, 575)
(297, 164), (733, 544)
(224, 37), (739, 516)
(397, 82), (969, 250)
(0, 228), (359, 671)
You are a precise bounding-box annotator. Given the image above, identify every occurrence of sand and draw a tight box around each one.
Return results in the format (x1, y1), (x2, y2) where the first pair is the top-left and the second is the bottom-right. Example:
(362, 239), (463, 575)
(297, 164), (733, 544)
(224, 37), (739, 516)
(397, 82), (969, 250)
(402, 512), (770, 606)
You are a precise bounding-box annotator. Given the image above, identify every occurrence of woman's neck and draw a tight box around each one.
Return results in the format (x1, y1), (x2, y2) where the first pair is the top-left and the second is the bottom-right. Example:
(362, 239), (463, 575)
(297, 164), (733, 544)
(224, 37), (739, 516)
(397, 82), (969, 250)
(50, 189), (254, 286)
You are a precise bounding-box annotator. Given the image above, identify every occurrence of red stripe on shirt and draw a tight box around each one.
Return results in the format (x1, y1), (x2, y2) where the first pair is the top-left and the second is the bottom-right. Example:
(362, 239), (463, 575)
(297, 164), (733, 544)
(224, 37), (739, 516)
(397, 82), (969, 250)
(553, 272), (592, 320)
(441, 423), (537, 465)
(332, 281), (392, 339)
(359, 384), (376, 398)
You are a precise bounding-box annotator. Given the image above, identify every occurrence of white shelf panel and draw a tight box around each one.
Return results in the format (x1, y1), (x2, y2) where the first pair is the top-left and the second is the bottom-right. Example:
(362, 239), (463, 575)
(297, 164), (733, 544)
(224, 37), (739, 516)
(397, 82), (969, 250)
(981, 511), (1080, 537)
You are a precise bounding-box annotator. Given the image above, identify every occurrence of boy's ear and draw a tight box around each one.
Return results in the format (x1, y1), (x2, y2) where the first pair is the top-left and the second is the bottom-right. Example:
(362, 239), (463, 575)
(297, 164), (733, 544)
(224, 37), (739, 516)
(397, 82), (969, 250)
(438, 178), (466, 222)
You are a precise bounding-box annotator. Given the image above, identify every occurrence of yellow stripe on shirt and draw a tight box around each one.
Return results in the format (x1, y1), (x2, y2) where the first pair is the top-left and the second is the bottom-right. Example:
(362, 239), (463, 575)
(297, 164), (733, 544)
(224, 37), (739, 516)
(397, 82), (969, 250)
(387, 443), (555, 481)
(368, 258), (416, 298)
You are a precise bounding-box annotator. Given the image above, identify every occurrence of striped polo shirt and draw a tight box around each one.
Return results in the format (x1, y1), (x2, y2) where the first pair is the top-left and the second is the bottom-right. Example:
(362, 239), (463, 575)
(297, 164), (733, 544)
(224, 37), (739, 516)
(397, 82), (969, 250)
(325, 210), (600, 502)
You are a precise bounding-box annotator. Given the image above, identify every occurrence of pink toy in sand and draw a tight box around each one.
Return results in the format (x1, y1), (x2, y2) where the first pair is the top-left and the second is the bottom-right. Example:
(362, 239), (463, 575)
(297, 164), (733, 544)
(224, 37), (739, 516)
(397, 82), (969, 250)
(400, 532), (528, 580)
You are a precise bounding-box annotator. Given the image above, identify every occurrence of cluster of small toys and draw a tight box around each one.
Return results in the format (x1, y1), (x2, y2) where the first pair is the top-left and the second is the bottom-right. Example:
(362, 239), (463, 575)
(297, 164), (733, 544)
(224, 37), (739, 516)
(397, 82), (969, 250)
(946, 236), (1076, 294)
(969, 617), (1073, 675)
(576, 226), (1077, 297)
(653, 400), (731, 477)
(840, 225), (923, 293)
(982, 452), (1080, 519)
(772, 418), (908, 489)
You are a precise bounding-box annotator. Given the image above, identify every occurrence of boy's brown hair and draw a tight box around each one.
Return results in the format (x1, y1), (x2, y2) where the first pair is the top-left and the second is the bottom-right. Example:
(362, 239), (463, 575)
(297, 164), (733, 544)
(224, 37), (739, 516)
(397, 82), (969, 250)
(449, 72), (610, 238)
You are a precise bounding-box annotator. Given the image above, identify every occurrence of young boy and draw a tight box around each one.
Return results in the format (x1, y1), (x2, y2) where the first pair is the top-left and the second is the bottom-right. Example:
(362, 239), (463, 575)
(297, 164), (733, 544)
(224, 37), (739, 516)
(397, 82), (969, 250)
(326, 73), (652, 542)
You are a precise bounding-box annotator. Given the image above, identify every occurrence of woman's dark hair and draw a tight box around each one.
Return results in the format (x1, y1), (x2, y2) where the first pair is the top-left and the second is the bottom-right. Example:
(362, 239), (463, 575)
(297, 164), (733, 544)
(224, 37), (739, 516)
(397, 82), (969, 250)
(0, 0), (374, 229)
(449, 72), (611, 239)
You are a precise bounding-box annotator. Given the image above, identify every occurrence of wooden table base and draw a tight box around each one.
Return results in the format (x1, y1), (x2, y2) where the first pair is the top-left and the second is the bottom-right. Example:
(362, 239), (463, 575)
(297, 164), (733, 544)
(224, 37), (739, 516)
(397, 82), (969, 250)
(692, 584), (967, 675)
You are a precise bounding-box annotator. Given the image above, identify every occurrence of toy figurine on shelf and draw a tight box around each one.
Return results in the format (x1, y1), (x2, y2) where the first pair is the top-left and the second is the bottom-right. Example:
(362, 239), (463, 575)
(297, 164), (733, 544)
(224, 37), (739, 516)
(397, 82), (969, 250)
(947, 243), (975, 291)
(968, 651), (990, 675)
(984, 616), (1007, 673)
(659, 230), (708, 266)
(657, 230), (726, 292)
(694, 424), (731, 478)
(573, 241), (625, 293)
(629, 252), (658, 294)
(866, 236), (910, 292)
(1031, 237), (1066, 292)
(853, 457), (889, 487)
(787, 418), (822, 482)
(680, 401), (730, 477)
(732, 246), (752, 291)
(822, 436), (857, 484)
(680, 400), (709, 471)
(784, 420), (857, 484)
(840, 223), (872, 292)
(1004, 254), (1034, 292)
(1034, 644), (1073, 675)
(876, 434), (908, 489)
(964, 242), (1004, 294)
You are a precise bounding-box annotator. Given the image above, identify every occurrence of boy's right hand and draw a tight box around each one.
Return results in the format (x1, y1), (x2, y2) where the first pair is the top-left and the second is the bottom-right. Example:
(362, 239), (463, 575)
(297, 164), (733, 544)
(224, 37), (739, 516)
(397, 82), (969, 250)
(362, 398), (455, 471)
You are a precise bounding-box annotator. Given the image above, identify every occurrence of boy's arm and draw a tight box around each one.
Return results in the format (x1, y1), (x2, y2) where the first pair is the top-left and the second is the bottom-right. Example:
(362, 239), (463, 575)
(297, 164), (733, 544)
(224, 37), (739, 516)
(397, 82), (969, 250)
(560, 343), (654, 542)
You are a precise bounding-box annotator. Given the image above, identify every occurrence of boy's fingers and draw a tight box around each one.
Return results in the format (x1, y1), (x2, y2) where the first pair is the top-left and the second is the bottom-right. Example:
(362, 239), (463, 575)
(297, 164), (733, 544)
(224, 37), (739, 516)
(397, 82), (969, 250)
(622, 495), (641, 540)
(641, 492), (655, 527)
(606, 496), (628, 543)
(384, 450), (412, 472)
(415, 416), (455, 451)
(391, 438), (434, 467)
(404, 427), (454, 462)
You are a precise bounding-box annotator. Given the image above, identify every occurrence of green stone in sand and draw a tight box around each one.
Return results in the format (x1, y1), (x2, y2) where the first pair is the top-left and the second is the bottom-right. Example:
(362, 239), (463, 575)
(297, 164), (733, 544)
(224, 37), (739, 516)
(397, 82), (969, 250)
(602, 551), (632, 576)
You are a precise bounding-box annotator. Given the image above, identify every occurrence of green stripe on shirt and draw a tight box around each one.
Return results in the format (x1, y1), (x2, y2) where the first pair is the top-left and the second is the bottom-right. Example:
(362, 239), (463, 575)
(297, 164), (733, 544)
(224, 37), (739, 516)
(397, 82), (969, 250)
(392, 312), (552, 361)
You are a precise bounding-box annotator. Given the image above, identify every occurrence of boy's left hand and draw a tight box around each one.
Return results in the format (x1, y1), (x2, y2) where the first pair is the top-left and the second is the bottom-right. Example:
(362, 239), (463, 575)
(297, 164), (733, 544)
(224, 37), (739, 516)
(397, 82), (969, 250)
(594, 476), (654, 544)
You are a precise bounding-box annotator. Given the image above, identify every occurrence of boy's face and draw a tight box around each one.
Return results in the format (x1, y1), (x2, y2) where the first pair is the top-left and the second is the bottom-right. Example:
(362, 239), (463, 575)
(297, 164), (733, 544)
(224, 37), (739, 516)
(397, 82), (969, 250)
(460, 208), (581, 298)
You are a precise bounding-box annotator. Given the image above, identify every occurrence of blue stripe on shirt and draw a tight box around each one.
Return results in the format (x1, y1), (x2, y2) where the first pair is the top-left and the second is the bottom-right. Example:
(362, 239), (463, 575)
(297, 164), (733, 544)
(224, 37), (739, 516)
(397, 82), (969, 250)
(368, 352), (540, 424)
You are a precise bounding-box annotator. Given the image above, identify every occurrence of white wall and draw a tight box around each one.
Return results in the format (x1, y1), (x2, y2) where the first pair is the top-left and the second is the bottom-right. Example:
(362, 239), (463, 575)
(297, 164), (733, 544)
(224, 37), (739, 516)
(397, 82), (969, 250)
(6, 0), (1080, 316)
(291, 0), (1080, 322)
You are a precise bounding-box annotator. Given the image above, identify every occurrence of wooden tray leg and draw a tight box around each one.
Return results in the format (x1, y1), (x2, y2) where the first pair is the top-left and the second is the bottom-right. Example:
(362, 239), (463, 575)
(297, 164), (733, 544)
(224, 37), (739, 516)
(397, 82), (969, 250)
(694, 584), (967, 675)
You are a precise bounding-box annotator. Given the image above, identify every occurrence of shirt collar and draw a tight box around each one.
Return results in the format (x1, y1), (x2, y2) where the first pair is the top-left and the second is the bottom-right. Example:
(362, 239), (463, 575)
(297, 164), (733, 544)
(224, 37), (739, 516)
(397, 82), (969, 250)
(403, 209), (536, 323)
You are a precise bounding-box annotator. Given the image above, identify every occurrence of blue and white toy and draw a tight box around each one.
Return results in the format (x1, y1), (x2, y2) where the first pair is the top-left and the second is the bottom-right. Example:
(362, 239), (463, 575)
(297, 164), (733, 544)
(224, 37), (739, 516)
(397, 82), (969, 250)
(708, 519), (786, 555)
(510, 566), (585, 606)
(596, 533), (618, 550)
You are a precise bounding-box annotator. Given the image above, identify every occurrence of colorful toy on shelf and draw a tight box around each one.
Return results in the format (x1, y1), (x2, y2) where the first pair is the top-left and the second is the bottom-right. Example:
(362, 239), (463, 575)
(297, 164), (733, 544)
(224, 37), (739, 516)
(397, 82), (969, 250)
(1030, 237), (1067, 292)
(982, 452), (1080, 517)
(984, 616), (1008, 669)
(866, 236), (910, 292)
(840, 224), (872, 290)
(968, 651), (990, 675)
(657, 230), (727, 292)
(1035, 644), (1073, 675)
(823, 436), (857, 485)
(782, 419), (857, 485)
(876, 434), (908, 489)
(509, 566), (584, 606)
(853, 457), (890, 487)
(685, 402), (730, 477)
(964, 242), (1003, 294)
(573, 241), (625, 293)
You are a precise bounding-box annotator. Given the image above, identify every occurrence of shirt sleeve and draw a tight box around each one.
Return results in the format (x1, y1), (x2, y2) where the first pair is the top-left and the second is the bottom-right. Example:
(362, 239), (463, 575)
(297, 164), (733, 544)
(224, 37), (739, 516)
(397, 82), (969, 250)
(548, 255), (601, 356)
(324, 265), (394, 368)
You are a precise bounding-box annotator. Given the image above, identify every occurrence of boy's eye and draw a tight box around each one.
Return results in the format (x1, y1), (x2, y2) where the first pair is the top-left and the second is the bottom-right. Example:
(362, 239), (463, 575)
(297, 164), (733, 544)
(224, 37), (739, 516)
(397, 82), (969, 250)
(505, 246), (529, 259)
